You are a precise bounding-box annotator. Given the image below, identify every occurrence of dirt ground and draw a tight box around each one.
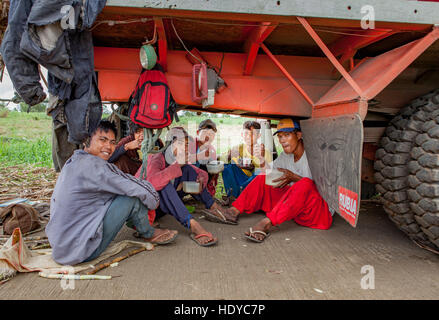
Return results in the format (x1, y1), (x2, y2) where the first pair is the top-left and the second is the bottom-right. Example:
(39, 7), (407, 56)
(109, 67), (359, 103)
(1, 202), (438, 300)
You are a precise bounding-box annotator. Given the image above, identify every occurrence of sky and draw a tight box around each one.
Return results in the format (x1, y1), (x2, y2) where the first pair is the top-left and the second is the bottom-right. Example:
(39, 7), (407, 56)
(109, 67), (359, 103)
(0, 66), (48, 110)
(0, 69), (20, 109)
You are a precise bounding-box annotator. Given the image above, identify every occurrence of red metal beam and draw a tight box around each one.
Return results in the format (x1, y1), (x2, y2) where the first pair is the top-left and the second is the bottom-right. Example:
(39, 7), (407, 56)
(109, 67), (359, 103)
(260, 43), (314, 107)
(154, 17), (168, 71)
(328, 29), (396, 65)
(312, 100), (368, 119)
(94, 47), (337, 116)
(94, 46), (438, 119)
(243, 22), (277, 75)
(316, 26), (439, 107)
(297, 16), (364, 98)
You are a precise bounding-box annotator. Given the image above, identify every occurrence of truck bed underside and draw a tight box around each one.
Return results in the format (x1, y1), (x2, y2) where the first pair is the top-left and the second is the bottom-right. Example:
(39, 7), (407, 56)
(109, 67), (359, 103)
(93, 5), (439, 120)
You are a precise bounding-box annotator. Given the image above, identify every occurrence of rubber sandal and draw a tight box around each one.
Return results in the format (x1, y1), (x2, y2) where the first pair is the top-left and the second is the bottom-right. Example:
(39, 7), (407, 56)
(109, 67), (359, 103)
(244, 227), (270, 243)
(190, 232), (218, 247)
(140, 230), (178, 245)
(202, 208), (238, 225)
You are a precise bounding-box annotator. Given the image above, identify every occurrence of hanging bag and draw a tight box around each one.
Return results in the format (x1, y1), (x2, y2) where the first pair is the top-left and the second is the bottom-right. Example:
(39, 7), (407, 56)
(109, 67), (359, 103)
(128, 63), (178, 129)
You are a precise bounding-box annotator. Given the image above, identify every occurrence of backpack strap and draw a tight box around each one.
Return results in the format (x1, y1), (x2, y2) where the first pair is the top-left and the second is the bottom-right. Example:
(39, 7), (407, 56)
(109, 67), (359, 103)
(169, 94), (179, 122)
(138, 128), (171, 180)
(131, 68), (148, 106)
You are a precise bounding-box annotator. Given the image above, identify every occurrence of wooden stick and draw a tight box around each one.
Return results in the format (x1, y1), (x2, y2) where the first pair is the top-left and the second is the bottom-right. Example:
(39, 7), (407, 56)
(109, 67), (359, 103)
(0, 235), (48, 240)
(0, 239), (49, 245)
(86, 247), (147, 275)
(22, 227), (46, 236)
(39, 272), (111, 280)
(30, 243), (51, 250)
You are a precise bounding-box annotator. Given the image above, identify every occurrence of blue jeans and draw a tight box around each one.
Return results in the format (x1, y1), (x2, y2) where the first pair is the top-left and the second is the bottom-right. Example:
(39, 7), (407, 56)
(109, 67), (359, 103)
(84, 195), (155, 262)
(222, 163), (257, 198)
(157, 165), (214, 229)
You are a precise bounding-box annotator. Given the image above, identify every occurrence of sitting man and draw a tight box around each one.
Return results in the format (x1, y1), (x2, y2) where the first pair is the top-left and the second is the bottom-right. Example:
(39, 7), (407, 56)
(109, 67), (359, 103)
(221, 120), (272, 199)
(108, 122), (163, 176)
(194, 119), (219, 197)
(107, 122), (144, 175)
(225, 119), (333, 242)
(46, 120), (178, 266)
(136, 127), (234, 247)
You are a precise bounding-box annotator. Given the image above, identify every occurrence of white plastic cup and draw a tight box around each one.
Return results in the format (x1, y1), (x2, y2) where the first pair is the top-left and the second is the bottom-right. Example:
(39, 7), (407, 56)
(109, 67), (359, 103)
(183, 181), (202, 194)
(242, 157), (252, 167)
(265, 169), (284, 186)
(206, 160), (224, 174)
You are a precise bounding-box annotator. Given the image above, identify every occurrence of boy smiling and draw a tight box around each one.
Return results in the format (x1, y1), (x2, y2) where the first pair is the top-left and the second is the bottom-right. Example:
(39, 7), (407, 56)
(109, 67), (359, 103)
(46, 121), (177, 265)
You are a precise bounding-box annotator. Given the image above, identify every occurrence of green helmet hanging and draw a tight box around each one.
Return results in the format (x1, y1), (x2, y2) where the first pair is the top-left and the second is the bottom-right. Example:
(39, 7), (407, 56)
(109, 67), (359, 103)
(139, 44), (157, 70)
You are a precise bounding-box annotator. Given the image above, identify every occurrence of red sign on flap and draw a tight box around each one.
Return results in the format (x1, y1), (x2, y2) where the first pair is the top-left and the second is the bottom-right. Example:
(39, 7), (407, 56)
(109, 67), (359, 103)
(338, 186), (359, 227)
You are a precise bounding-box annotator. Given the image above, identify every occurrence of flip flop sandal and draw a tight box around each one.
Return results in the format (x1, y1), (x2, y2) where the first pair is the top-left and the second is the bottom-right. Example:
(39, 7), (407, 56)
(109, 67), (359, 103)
(202, 208), (238, 225)
(190, 232), (218, 247)
(132, 221), (161, 238)
(214, 198), (226, 206)
(139, 230), (178, 245)
(244, 227), (271, 243)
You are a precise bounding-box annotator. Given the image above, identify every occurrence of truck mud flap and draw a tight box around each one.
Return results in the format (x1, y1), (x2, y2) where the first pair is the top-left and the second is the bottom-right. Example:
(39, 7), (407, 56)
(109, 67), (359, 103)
(302, 114), (363, 227)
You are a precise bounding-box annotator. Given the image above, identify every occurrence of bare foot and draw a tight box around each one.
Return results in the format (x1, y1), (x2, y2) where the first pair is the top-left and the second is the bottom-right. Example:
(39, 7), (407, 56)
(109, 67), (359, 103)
(190, 219), (217, 245)
(142, 228), (178, 245)
(245, 217), (272, 241)
(207, 202), (237, 223)
(226, 206), (240, 222)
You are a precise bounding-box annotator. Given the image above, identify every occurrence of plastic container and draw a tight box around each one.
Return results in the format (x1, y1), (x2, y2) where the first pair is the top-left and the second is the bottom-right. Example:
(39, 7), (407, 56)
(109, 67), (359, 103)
(183, 181), (202, 194)
(265, 169), (284, 186)
(206, 160), (224, 174)
(242, 157), (252, 167)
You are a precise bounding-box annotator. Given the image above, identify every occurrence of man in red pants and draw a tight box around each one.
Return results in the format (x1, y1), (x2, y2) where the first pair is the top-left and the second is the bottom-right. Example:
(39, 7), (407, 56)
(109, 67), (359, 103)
(225, 118), (333, 242)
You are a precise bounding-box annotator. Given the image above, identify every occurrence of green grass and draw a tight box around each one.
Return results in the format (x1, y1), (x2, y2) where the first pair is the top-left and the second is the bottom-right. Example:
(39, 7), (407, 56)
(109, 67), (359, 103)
(0, 110), (280, 169)
(0, 136), (52, 167)
(0, 111), (282, 200)
(0, 111), (52, 139)
(0, 111), (52, 167)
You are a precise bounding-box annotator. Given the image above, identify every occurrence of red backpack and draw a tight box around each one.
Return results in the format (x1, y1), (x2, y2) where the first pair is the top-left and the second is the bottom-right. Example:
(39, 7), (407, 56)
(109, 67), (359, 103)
(128, 64), (178, 128)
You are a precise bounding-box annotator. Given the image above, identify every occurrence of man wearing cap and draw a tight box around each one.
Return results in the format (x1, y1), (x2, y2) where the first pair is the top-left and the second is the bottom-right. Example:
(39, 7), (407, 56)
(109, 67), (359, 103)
(195, 119), (219, 197)
(225, 119), (333, 242)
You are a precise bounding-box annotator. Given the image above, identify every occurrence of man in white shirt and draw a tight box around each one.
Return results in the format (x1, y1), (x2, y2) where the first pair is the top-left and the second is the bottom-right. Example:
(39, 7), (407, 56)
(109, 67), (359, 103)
(225, 118), (333, 242)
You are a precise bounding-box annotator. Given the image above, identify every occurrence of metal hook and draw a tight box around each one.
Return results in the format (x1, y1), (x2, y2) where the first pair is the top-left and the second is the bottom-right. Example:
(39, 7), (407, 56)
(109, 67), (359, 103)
(143, 22), (157, 45)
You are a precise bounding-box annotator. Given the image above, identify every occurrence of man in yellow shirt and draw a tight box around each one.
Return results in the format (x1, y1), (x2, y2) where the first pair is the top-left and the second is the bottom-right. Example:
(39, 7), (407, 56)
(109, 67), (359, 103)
(221, 121), (272, 199)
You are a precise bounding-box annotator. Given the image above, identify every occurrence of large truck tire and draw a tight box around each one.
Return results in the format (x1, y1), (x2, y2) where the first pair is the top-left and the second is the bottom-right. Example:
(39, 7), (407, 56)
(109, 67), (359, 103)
(374, 91), (437, 247)
(407, 90), (439, 249)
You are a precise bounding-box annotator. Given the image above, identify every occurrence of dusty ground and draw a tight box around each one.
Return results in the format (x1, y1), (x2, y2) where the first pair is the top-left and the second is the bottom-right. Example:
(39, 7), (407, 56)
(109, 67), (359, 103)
(1, 202), (438, 300)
